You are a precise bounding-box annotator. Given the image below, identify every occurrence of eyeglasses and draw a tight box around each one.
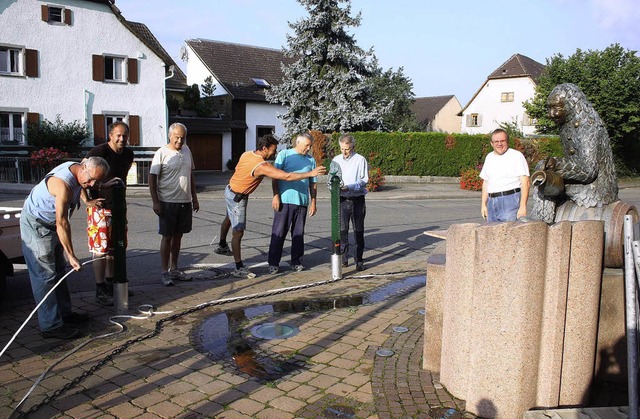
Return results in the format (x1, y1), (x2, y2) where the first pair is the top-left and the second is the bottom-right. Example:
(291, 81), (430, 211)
(84, 165), (100, 183)
(491, 140), (508, 145)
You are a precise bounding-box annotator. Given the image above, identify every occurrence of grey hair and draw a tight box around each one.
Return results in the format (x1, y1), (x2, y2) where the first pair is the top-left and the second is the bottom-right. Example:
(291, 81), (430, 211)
(84, 156), (109, 174)
(296, 132), (314, 144)
(169, 122), (187, 136)
(339, 134), (355, 147)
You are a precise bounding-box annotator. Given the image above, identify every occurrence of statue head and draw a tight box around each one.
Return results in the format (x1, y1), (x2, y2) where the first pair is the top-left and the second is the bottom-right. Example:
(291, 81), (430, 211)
(546, 83), (590, 126)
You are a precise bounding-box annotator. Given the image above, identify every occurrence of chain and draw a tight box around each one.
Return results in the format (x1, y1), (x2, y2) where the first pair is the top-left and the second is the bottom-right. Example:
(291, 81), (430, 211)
(15, 268), (424, 417)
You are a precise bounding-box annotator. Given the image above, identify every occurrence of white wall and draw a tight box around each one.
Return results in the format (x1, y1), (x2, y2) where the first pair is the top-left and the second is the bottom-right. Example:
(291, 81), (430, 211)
(246, 101), (286, 149)
(460, 77), (537, 136)
(183, 43), (229, 96)
(0, 0), (168, 147)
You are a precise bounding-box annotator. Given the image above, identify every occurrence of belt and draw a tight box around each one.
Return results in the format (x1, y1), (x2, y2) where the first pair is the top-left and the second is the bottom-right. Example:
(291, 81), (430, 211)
(488, 188), (520, 198)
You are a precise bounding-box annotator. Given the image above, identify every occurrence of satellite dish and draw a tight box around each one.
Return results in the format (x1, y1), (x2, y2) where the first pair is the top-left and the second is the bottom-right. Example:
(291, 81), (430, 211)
(180, 45), (188, 62)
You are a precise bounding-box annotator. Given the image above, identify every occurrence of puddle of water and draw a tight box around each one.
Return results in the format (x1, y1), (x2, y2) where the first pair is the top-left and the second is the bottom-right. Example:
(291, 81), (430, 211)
(192, 276), (426, 380)
(363, 276), (425, 304)
(324, 404), (356, 418)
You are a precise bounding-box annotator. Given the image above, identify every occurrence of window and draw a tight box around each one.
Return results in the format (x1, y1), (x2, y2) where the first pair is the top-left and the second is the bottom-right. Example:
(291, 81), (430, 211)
(501, 92), (514, 102)
(48, 6), (63, 23)
(523, 113), (536, 126)
(0, 47), (21, 75)
(0, 112), (25, 145)
(93, 113), (139, 145)
(105, 56), (125, 82)
(466, 113), (482, 127)
(42, 5), (71, 25)
(92, 55), (138, 83)
(251, 77), (271, 88)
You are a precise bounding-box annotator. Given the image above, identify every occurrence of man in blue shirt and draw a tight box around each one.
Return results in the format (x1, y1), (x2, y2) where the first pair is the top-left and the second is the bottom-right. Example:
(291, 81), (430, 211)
(267, 133), (318, 273)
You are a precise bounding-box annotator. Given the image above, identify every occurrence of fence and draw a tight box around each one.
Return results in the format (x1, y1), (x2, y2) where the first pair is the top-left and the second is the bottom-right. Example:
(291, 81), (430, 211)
(0, 157), (152, 185)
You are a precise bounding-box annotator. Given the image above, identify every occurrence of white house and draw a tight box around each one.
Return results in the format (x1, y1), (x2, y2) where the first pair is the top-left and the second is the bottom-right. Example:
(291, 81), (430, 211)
(0, 0), (176, 149)
(180, 39), (289, 171)
(410, 95), (462, 133)
(459, 54), (545, 136)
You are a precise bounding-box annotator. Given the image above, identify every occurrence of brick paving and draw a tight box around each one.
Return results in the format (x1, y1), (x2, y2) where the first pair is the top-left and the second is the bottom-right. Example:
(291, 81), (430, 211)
(0, 258), (483, 418)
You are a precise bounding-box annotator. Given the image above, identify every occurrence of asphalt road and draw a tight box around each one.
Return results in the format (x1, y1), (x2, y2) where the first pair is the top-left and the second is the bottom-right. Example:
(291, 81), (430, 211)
(3, 184), (640, 301)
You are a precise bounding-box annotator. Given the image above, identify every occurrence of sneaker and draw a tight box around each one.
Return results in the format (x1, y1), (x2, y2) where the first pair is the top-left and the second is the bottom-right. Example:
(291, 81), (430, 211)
(62, 312), (90, 324)
(169, 269), (192, 281)
(232, 267), (256, 279)
(96, 284), (114, 306)
(42, 324), (81, 339)
(356, 261), (365, 271)
(161, 272), (174, 286)
(268, 266), (279, 274)
(214, 243), (233, 256)
(291, 264), (304, 272)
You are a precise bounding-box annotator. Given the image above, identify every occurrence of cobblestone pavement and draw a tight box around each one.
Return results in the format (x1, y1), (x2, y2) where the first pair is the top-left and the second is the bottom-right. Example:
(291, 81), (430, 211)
(0, 259), (475, 418)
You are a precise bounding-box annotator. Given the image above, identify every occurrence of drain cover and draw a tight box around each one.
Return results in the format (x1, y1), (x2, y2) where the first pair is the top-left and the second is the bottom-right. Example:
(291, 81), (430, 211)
(376, 349), (394, 357)
(418, 309), (426, 315)
(392, 326), (409, 333)
(250, 323), (299, 340)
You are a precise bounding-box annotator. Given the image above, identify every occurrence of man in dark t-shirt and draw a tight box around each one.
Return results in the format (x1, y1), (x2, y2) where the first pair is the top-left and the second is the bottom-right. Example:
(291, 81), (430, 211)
(83, 121), (134, 305)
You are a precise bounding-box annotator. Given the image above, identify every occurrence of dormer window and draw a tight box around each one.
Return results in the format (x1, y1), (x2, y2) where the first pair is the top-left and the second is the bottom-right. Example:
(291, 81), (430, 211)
(251, 77), (271, 88)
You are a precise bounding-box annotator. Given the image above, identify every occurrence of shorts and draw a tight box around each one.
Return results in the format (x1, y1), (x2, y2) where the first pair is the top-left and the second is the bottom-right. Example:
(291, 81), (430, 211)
(225, 185), (248, 231)
(87, 207), (128, 254)
(158, 201), (193, 235)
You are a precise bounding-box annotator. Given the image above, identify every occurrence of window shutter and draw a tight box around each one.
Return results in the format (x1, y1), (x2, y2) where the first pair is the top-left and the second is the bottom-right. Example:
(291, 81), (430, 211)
(25, 49), (39, 77)
(466, 115), (471, 127)
(127, 58), (138, 84)
(92, 55), (104, 81)
(27, 113), (40, 125)
(64, 9), (72, 25)
(128, 115), (140, 145)
(93, 114), (106, 144)
(41, 5), (49, 22)
(477, 114), (483, 126)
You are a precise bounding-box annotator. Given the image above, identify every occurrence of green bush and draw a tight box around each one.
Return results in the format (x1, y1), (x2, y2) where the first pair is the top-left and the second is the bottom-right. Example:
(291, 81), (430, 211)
(27, 115), (89, 156)
(326, 132), (564, 177)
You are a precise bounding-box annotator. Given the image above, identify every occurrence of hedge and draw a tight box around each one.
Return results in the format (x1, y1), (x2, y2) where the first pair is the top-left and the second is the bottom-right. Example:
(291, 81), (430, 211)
(325, 132), (564, 177)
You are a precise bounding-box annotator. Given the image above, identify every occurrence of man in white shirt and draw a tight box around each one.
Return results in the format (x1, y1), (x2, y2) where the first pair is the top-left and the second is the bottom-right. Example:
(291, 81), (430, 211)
(149, 123), (199, 286)
(480, 129), (530, 222)
(333, 134), (369, 271)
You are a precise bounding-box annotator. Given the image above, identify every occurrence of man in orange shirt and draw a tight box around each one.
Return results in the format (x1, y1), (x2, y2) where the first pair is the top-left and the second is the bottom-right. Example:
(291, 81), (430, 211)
(214, 134), (326, 278)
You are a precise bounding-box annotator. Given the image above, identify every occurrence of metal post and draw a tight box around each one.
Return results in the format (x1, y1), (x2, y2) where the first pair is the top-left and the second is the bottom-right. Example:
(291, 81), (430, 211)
(623, 215), (638, 419)
(112, 183), (128, 313)
(330, 162), (342, 280)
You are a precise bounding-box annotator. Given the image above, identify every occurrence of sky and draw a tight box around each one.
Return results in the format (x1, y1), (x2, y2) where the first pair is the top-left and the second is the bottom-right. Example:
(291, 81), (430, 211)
(114, 0), (640, 106)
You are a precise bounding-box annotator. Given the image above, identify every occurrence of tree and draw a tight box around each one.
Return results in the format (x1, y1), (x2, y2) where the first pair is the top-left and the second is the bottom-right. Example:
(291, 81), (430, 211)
(523, 44), (640, 174)
(198, 76), (217, 116)
(369, 67), (419, 132)
(27, 115), (89, 155)
(183, 84), (201, 111)
(267, 0), (389, 137)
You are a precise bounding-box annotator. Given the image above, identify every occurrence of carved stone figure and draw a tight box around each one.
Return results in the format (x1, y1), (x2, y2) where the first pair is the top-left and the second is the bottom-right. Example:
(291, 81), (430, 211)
(530, 83), (618, 223)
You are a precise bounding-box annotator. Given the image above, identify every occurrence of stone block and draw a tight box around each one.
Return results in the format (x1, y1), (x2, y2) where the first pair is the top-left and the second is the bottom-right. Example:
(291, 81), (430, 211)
(423, 241), (446, 372)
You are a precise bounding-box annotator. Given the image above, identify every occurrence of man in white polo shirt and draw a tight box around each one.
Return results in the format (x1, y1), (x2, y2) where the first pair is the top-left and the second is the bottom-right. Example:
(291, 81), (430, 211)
(480, 128), (530, 222)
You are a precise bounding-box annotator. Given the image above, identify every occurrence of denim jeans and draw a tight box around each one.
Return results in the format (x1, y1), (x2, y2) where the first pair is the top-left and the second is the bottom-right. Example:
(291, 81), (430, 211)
(20, 211), (72, 332)
(224, 185), (248, 231)
(487, 192), (521, 222)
